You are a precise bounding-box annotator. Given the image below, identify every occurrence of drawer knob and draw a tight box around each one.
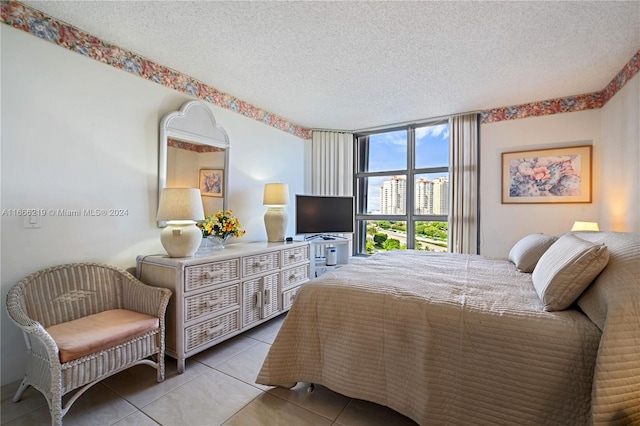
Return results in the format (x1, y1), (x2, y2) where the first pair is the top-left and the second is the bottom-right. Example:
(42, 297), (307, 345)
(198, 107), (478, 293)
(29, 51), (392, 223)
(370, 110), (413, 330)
(204, 270), (224, 279)
(289, 273), (299, 281)
(255, 260), (269, 268)
(289, 254), (302, 260)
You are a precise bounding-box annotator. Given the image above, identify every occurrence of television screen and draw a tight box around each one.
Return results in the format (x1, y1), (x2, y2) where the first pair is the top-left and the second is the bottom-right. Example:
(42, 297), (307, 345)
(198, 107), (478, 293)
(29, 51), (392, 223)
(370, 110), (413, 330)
(295, 195), (354, 235)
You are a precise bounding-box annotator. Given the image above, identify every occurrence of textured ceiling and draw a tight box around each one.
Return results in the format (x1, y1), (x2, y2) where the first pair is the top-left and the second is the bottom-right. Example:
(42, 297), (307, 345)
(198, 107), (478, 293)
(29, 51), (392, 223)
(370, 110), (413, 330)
(22, 1), (640, 131)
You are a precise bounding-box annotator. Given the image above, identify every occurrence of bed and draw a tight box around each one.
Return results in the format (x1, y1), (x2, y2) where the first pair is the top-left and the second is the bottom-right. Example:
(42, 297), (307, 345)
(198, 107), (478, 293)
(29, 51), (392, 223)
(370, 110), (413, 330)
(256, 231), (640, 425)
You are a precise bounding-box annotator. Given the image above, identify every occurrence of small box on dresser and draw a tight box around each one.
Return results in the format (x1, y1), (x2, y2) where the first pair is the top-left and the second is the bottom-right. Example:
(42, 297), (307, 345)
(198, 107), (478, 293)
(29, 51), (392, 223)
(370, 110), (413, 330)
(136, 241), (310, 373)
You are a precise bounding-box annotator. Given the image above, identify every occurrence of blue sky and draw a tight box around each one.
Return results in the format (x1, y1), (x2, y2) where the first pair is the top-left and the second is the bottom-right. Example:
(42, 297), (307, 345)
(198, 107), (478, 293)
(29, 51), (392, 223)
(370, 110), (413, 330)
(365, 124), (449, 213)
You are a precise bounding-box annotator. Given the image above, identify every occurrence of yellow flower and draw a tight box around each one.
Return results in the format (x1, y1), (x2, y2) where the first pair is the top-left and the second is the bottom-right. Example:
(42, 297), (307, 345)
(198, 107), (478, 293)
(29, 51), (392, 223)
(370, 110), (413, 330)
(199, 210), (246, 239)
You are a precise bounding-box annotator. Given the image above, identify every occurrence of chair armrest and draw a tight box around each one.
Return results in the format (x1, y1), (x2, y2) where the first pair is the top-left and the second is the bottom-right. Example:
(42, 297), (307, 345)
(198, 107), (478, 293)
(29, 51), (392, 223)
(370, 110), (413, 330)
(6, 285), (61, 364)
(120, 274), (172, 319)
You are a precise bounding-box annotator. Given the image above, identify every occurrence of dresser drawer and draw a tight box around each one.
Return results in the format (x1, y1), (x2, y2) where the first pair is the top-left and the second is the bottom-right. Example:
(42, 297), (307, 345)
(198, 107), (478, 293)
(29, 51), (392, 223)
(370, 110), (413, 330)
(184, 284), (240, 323)
(185, 259), (239, 292)
(282, 245), (310, 268)
(281, 264), (310, 290)
(185, 310), (240, 353)
(282, 285), (302, 310)
(242, 251), (280, 278)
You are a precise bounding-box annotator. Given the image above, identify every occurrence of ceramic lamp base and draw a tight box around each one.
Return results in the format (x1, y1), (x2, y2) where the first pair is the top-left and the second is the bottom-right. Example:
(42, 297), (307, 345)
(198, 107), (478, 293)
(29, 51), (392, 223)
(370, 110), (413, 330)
(160, 220), (202, 257)
(264, 207), (287, 242)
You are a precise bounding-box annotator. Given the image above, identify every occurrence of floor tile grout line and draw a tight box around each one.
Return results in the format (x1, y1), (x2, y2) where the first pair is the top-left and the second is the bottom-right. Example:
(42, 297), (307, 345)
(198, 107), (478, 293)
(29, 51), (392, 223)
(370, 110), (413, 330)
(333, 397), (353, 425)
(217, 391), (265, 426)
(190, 337), (263, 370)
(266, 386), (352, 423)
(210, 366), (269, 393)
(101, 365), (209, 412)
(106, 403), (160, 426)
(1, 387), (49, 425)
(2, 405), (46, 426)
(219, 387), (344, 426)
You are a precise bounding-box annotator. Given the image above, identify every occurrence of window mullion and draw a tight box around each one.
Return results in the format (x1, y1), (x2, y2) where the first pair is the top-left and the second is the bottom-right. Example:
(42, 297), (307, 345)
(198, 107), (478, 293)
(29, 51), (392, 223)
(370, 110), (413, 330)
(406, 128), (416, 249)
(355, 169), (408, 179)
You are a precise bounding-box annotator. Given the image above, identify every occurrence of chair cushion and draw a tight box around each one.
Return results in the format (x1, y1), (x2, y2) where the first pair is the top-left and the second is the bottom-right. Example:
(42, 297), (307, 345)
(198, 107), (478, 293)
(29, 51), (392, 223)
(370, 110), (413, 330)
(508, 233), (558, 272)
(46, 309), (159, 363)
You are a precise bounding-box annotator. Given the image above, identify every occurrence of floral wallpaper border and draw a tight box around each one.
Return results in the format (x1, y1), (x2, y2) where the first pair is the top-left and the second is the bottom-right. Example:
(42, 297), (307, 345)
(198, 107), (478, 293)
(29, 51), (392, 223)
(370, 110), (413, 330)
(2, 1), (638, 129)
(168, 138), (224, 153)
(480, 50), (639, 124)
(1, 1), (312, 140)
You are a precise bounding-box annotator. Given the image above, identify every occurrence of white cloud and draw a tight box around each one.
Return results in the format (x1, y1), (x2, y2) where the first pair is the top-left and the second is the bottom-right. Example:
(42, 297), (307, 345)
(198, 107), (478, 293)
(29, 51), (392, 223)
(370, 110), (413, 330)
(373, 130), (407, 147)
(416, 124), (449, 140)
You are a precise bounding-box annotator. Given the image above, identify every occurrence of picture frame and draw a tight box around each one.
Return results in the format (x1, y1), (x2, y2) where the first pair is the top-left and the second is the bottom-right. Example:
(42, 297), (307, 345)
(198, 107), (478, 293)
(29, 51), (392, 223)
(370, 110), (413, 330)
(501, 145), (592, 204)
(199, 169), (223, 198)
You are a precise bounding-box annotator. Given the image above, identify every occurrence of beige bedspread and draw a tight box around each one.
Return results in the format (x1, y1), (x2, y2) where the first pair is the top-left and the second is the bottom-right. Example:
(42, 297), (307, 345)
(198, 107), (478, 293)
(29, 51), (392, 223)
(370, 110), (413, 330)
(257, 248), (629, 425)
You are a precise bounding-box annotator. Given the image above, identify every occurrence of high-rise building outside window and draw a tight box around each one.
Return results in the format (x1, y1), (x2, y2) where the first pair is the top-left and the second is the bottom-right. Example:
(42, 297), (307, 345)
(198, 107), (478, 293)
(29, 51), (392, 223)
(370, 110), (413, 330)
(354, 121), (449, 255)
(381, 176), (406, 214)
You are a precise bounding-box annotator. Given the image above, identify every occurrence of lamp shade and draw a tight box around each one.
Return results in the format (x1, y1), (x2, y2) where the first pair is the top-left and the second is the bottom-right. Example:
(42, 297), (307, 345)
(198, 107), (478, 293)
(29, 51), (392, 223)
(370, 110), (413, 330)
(157, 188), (205, 221)
(263, 183), (290, 206)
(571, 221), (599, 231)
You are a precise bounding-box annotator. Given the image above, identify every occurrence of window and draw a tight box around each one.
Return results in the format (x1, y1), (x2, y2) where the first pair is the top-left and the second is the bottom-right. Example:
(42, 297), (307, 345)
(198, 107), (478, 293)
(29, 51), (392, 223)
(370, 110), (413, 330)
(354, 122), (449, 254)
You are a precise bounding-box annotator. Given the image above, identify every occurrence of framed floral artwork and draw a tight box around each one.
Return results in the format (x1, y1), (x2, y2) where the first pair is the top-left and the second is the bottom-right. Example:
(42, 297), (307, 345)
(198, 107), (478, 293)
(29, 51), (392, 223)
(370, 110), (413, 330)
(199, 169), (223, 198)
(502, 145), (592, 204)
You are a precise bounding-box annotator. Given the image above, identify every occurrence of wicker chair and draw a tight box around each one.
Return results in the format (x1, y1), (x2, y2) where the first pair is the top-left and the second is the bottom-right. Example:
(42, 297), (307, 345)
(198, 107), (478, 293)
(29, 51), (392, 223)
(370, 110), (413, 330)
(5, 263), (172, 426)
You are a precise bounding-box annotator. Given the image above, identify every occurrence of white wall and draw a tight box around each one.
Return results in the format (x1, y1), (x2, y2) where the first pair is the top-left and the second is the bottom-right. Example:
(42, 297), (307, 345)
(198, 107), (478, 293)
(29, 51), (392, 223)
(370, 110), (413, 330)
(599, 74), (640, 232)
(1, 26), (307, 385)
(479, 110), (603, 258)
(480, 73), (640, 258)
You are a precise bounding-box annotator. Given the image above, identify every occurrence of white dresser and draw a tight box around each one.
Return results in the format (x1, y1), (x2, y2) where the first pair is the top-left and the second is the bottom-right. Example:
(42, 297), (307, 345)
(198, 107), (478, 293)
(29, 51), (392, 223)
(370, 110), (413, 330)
(136, 241), (310, 373)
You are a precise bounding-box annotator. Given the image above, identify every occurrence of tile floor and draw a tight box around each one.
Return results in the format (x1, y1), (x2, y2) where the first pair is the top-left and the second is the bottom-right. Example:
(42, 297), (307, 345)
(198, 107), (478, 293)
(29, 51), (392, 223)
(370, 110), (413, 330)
(1, 314), (417, 426)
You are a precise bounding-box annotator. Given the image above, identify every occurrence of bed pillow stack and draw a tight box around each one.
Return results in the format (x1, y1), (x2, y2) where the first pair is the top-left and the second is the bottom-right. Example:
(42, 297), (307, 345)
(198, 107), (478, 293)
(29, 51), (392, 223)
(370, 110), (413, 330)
(508, 233), (558, 273)
(531, 233), (609, 311)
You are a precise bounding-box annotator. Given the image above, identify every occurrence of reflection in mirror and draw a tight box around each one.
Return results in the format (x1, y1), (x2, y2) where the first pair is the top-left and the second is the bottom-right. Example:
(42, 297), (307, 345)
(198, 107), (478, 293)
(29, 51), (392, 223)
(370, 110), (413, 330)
(159, 101), (229, 227)
(167, 139), (226, 214)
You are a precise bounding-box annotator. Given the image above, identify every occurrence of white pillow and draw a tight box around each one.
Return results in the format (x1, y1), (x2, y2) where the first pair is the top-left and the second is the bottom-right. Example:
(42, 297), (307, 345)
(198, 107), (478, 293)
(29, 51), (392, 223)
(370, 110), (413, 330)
(532, 233), (609, 311)
(508, 234), (558, 273)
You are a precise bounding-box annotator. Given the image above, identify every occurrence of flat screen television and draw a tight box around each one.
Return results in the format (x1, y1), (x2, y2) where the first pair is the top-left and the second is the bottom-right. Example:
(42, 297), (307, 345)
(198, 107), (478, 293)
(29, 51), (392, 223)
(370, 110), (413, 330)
(295, 195), (354, 236)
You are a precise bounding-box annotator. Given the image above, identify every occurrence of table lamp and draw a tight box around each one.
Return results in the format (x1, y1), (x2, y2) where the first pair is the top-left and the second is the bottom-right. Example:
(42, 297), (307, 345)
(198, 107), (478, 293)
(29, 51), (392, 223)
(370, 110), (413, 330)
(263, 183), (289, 242)
(571, 221), (600, 231)
(157, 188), (205, 257)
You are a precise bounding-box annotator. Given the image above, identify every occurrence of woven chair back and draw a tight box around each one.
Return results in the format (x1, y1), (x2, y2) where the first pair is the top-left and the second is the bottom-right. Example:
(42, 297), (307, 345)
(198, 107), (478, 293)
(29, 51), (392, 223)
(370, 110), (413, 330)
(17, 264), (125, 328)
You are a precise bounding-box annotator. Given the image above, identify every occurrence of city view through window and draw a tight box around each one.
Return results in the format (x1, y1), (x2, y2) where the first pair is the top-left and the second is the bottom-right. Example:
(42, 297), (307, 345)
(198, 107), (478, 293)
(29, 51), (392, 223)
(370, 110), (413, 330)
(355, 123), (450, 254)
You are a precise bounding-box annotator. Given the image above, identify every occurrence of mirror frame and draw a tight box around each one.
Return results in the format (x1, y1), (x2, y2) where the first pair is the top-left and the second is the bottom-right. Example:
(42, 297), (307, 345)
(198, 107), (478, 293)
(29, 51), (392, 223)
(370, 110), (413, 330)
(158, 100), (230, 227)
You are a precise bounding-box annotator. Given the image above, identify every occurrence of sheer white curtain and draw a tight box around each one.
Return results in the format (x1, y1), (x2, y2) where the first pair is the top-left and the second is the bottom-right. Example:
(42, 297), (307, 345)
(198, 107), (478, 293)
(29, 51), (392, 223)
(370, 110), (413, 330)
(311, 131), (354, 196)
(311, 131), (354, 256)
(448, 114), (480, 254)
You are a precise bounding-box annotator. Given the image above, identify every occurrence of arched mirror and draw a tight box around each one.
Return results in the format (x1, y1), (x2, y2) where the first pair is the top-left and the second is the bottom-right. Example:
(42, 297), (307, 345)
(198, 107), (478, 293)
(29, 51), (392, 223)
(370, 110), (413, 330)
(158, 100), (229, 227)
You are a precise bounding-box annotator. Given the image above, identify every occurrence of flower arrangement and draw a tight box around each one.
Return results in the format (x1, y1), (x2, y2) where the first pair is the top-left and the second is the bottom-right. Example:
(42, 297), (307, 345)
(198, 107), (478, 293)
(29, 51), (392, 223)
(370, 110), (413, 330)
(199, 210), (246, 240)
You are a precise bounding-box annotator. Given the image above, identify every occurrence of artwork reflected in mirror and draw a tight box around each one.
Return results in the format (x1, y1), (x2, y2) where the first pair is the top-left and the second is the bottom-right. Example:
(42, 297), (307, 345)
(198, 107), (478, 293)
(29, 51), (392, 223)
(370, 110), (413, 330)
(199, 169), (223, 198)
(167, 138), (225, 214)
